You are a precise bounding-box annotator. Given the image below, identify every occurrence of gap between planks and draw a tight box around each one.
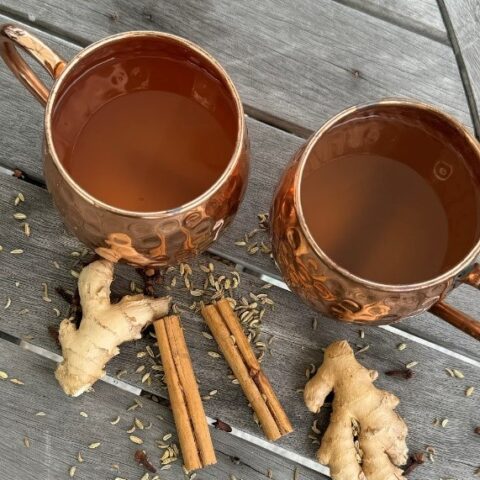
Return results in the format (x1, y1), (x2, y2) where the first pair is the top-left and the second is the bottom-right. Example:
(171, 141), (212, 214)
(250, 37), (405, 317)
(0, 329), (331, 477)
(437, 0), (480, 139)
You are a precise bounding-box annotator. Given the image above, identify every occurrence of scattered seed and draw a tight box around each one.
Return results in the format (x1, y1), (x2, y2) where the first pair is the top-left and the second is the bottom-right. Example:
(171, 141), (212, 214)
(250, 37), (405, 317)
(397, 343), (407, 351)
(405, 361), (418, 369)
(311, 419), (321, 434)
(13, 213), (27, 220)
(19, 308), (29, 314)
(10, 378), (24, 385)
(453, 369), (464, 379)
(71, 251), (80, 257)
(77, 452), (83, 463)
(79, 411), (88, 418)
(294, 467), (299, 480)
(35, 411), (45, 416)
(88, 442), (101, 449)
(202, 331), (213, 340)
(69, 466), (76, 477)
(441, 418), (449, 428)
(4, 297), (11, 309)
(53, 261), (60, 269)
(445, 368), (455, 377)
(209, 390), (218, 396)
(146, 345), (155, 358)
(70, 270), (80, 278)
(116, 369), (127, 379)
(126, 425), (136, 434)
(134, 418), (144, 430)
(356, 345), (370, 354)
(137, 351), (147, 358)
(162, 433), (172, 441)
(52, 308), (60, 317)
(41, 283), (52, 303)
(23, 437), (30, 448)
(10, 249), (23, 254)
(130, 435), (143, 445)
(359, 329), (365, 339)
(141, 372), (151, 383)
(135, 365), (145, 374)
(208, 351), (221, 358)
(23, 223), (30, 237)
(0, 371), (7, 380)
(109, 416), (120, 425)
(140, 474), (150, 480)
(466, 386), (475, 397)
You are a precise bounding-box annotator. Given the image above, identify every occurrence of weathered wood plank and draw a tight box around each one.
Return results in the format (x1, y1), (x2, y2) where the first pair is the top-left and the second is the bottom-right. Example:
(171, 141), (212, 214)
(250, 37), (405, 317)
(0, 339), (323, 480)
(442, 0), (480, 133)
(0, 172), (479, 479)
(0, 0), (471, 136)
(0, 14), (478, 361)
(335, 0), (447, 44)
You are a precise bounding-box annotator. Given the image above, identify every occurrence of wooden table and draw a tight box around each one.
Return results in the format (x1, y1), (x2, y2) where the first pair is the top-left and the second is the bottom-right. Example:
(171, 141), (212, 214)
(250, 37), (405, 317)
(0, 1), (479, 479)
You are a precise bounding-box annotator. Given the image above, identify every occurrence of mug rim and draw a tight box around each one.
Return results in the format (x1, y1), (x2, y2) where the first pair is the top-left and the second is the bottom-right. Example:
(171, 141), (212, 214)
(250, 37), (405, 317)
(44, 30), (246, 219)
(295, 98), (480, 292)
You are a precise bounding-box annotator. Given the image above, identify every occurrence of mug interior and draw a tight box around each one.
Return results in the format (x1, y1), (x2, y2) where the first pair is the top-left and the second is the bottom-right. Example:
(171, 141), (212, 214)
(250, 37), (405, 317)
(48, 33), (242, 213)
(298, 102), (480, 286)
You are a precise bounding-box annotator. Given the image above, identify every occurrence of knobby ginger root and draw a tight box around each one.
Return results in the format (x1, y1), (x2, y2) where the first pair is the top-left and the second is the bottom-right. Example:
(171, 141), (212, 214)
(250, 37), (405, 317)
(55, 259), (170, 396)
(304, 340), (408, 480)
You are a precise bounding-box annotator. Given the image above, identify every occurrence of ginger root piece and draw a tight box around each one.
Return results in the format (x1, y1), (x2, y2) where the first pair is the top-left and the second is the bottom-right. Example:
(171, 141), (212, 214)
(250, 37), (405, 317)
(55, 260), (170, 396)
(304, 340), (408, 480)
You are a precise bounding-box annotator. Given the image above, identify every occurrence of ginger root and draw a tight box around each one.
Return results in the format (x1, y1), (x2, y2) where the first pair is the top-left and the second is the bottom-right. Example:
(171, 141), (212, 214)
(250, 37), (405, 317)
(304, 340), (408, 480)
(55, 260), (170, 396)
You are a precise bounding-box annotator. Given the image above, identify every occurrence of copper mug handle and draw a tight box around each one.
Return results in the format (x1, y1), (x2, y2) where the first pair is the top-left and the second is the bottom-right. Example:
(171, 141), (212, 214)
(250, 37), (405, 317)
(0, 24), (66, 106)
(429, 263), (480, 340)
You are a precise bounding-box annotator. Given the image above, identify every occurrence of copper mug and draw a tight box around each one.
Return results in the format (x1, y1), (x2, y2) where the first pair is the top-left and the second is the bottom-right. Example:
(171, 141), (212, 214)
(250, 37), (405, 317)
(0, 25), (249, 266)
(271, 100), (480, 340)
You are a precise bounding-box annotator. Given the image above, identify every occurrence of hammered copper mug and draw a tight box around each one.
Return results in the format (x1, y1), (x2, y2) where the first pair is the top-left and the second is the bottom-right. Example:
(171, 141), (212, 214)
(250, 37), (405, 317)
(271, 100), (480, 340)
(0, 25), (249, 266)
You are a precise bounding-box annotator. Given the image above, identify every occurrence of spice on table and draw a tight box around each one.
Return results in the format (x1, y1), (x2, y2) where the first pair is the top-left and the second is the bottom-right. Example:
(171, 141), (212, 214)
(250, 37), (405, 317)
(134, 449), (156, 473)
(201, 299), (293, 441)
(385, 369), (414, 380)
(213, 418), (232, 432)
(154, 315), (216, 472)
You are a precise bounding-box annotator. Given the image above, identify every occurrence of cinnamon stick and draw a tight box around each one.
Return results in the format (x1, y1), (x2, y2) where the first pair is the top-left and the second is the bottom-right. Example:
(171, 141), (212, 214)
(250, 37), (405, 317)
(154, 316), (216, 471)
(201, 300), (293, 441)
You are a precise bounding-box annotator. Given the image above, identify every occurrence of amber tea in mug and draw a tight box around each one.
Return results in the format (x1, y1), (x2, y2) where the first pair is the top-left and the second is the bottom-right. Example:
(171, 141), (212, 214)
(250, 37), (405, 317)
(1, 26), (249, 267)
(300, 110), (480, 285)
(51, 45), (238, 212)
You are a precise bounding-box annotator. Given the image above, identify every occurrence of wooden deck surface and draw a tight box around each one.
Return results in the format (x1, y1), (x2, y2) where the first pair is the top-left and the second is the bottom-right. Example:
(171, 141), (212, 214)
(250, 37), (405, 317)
(0, 1), (479, 479)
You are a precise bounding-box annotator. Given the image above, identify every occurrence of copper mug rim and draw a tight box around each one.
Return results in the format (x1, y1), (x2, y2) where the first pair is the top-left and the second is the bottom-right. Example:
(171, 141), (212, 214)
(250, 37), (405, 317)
(294, 98), (480, 293)
(41, 30), (246, 219)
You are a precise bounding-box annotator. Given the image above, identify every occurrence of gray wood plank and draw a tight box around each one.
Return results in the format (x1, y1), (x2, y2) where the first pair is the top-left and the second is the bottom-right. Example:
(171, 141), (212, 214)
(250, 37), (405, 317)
(0, 14), (478, 361)
(0, 0), (471, 137)
(442, 0), (480, 132)
(0, 172), (479, 479)
(334, 0), (448, 44)
(0, 338), (323, 480)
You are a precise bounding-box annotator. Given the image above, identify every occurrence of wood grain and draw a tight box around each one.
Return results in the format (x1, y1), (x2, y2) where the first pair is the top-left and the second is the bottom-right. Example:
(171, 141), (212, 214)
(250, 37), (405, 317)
(0, 338), (324, 480)
(334, 0), (447, 44)
(0, 0), (471, 137)
(0, 171), (479, 479)
(0, 13), (478, 359)
(442, 0), (480, 132)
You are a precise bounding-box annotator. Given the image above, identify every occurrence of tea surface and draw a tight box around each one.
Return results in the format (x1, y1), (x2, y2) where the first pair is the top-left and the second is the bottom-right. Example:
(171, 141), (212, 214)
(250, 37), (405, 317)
(52, 55), (236, 211)
(301, 115), (480, 284)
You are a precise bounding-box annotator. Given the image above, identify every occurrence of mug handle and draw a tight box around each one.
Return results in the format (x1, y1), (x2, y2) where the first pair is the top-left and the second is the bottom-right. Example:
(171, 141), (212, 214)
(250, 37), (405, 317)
(429, 263), (480, 340)
(0, 24), (66, 106)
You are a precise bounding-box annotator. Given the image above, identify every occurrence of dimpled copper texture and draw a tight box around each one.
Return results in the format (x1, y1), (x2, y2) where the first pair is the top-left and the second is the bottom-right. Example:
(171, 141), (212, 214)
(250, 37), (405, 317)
(271, 100), (480, 327)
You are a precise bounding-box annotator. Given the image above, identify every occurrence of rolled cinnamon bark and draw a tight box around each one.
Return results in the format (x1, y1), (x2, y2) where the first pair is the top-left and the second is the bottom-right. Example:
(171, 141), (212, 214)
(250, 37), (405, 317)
(202, 300), (293, 441)
(154, 315), (216, 471)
